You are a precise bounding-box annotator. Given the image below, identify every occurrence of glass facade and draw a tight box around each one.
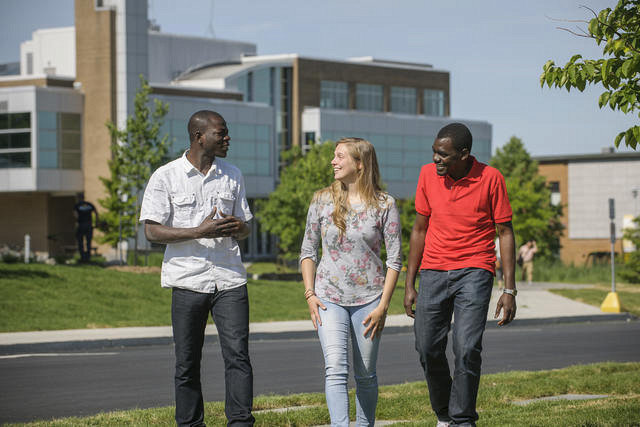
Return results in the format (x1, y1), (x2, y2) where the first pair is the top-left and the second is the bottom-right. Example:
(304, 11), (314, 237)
(356, 84), (383, 112)
(0, 112), (32, 168)
(164, 118), (272, 177)
(37, 111), (82, 169)
(236, 67), (276, 106)
(320, 80), (348, 109)
(318, 130), (434, 183)
(390, 86), (417, 114)
(423, 89), (445, 117)
(252, 67), (273, 105)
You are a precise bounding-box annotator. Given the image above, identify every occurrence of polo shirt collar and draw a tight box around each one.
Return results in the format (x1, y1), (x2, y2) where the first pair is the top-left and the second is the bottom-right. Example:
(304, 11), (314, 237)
(443, 156), (483, 184)
(181, 150), (220, 177)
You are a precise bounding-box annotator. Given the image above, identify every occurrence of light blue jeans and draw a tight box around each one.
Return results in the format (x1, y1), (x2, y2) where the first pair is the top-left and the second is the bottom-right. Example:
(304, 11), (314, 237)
(317, 297), (381, 427)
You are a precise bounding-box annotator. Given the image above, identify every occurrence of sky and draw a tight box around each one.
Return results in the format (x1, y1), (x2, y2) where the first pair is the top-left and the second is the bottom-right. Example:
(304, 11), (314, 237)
(1, 0), (637, 156)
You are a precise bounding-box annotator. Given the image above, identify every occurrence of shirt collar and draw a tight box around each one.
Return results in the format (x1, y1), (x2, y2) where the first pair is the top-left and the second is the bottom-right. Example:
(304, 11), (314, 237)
(181, 150), (219, 177)
(442, 156), (483, 184)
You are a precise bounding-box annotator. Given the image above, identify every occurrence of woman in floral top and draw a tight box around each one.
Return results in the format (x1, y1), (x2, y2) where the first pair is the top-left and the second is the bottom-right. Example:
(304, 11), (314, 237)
(300, 137), (402, 426)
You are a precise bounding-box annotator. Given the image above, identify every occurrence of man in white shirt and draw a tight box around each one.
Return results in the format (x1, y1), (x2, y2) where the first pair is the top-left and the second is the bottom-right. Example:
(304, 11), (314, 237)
(140, 110), (254, 426)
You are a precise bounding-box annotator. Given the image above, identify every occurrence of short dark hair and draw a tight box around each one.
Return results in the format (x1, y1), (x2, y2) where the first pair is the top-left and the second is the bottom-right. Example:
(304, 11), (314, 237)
(188, 110), (224, 143)
(436, 123), (472, 152)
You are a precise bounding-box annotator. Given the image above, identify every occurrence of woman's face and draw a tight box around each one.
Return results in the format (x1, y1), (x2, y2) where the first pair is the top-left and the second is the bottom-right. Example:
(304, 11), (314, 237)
(331, 144), (360, 183)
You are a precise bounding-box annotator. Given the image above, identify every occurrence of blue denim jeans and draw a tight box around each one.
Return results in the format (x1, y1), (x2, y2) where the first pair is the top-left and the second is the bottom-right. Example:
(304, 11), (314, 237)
(172, 286), (254, 427)
(316, 297), (381, 427)
(414, 268), (493, 427)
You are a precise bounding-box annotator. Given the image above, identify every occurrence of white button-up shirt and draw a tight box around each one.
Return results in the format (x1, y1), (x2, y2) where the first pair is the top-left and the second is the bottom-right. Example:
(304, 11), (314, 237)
(139, 151), (253, 293)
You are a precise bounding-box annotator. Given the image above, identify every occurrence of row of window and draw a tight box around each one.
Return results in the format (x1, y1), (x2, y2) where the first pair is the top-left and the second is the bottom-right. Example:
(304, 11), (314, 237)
(38, 112), (82, 169)
(0, 112), (32, 168)
(0, 112), (82, 169)
(319, 81), (446, 117)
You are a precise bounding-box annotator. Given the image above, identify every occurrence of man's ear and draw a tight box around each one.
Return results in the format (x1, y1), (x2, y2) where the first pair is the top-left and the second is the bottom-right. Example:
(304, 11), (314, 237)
(460, 148), (470, 161)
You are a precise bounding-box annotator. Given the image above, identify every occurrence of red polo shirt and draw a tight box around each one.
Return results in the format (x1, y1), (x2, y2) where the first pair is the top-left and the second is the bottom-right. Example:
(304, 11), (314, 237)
(415, 157), (512, 274)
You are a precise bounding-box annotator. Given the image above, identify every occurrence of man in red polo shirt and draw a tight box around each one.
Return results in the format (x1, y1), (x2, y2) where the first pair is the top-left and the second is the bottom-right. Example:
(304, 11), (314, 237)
(404, 123), (516, 427)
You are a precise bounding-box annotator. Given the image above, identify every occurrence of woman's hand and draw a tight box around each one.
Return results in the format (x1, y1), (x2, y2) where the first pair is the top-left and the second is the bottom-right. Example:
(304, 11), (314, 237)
(362, 305), (388, 340)
(307, 296), (327, 329)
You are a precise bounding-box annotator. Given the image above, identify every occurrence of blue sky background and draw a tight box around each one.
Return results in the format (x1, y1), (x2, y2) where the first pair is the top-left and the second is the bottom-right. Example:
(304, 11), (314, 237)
(1, 0), (637, 156)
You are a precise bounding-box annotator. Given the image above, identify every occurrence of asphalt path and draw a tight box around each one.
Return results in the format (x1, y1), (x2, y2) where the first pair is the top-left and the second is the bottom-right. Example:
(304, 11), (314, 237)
(1, 320), (639, 424)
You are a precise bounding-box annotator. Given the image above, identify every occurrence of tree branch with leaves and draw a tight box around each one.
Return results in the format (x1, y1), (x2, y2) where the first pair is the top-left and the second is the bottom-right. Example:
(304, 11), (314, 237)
(540, 0), (640, 149)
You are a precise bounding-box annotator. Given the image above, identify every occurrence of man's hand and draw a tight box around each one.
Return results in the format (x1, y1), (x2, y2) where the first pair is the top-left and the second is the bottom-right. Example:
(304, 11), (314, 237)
(197, 207), (245, 239)
(494, 293), (516, 326)
(404, 286), (417, 318)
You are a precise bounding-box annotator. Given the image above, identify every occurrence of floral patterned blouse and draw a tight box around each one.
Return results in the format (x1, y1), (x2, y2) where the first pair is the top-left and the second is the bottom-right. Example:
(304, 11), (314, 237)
(300, 191), (402, 306)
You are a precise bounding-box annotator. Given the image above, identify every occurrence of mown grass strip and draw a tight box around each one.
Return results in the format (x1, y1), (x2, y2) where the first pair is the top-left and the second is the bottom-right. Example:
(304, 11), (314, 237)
(8, 362), (640, 426)
(550, 283), (640, 316)
(0, 263), (408, 332)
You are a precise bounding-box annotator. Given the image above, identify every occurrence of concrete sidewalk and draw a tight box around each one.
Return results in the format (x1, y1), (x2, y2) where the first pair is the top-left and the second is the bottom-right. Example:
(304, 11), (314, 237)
(0, 282), (634, 351)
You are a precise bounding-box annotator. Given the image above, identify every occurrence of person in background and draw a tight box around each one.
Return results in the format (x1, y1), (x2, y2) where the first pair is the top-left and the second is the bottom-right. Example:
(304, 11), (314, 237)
(518, 240), (538, 285)
(73, 193), (99, 263)
(300, 137), (402, 427)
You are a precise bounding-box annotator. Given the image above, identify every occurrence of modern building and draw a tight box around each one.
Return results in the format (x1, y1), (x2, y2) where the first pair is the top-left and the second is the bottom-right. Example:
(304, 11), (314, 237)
(536, 150), (640, 265)
(0, 0), (492, 261)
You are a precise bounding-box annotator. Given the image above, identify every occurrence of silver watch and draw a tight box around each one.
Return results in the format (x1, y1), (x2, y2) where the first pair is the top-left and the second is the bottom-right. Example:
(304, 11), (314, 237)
(503, 288), (517, 296)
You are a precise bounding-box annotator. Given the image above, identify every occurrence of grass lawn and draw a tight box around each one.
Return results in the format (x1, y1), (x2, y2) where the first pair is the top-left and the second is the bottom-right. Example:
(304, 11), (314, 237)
(0, 263), (409, 332)
(245, 261), (298, 276)
(8, 362), (640, 426)
(526, 260), (627, 284)
(550, 282), (640, 317)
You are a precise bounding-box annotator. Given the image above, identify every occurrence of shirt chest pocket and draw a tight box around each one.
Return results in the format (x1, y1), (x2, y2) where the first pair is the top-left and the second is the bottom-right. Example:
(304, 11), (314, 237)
(215, 192), (235, 217)
(171, 193), (197, 226)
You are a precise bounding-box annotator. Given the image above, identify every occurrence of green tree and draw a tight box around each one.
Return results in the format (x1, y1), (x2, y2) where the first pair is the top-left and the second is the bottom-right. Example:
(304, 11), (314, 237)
(396, 197), (416, 264)
(490, 137), (563, 259)
(256, 142), (335, 261)
(621, 215), (640, 283)
(98, 75), (169, 264)
(540, 0), (640, 149)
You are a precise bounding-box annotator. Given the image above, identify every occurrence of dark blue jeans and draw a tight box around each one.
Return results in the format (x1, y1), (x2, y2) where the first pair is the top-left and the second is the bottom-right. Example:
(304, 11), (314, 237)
(414, 268), (493, 427)
(76, 222), (93, 262)
(172, 286), (254, 427)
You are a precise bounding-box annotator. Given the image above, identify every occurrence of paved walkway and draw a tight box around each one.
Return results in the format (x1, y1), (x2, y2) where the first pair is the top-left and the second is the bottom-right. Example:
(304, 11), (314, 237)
(0, 282), (632, 348)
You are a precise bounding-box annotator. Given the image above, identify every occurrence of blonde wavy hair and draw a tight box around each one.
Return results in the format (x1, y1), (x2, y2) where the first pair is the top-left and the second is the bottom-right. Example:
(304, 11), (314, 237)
(316, 137), (384, 238)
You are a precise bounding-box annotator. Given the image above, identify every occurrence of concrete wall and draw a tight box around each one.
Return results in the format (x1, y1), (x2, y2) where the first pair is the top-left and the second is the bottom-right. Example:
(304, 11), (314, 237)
(538, 157), (640, 265)
(20, 27), (76, 77)
(0, 193), (75, 255)
(148, 33), (256, 83)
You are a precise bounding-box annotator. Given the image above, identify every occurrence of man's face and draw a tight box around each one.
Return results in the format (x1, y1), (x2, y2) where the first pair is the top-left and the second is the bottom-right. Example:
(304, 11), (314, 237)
(202, 117), (230, 158)
(432, 137), (467, 177)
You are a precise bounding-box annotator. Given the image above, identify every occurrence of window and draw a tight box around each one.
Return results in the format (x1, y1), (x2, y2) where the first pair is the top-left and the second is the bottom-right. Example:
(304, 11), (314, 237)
(390, 86), (417, 114)
(423, 89), (445, 117)
(320, 81), (348, 109)
(304, 132), (316, 146)
(252, 68), (272, 105)
(0, 112), (31, 168)
(224, 122), (273, 177)
(37, 111), (82, 170)
(356, 84), (383, 112)
(550, 181), (561, 206)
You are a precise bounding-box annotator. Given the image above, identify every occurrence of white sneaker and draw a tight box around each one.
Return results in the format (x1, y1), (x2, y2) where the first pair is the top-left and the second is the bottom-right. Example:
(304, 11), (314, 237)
(436, 421), (450, 427)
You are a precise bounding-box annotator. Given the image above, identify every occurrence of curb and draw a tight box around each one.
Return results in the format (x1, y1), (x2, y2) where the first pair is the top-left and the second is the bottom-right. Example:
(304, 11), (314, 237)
(0, 313), (635, 355)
